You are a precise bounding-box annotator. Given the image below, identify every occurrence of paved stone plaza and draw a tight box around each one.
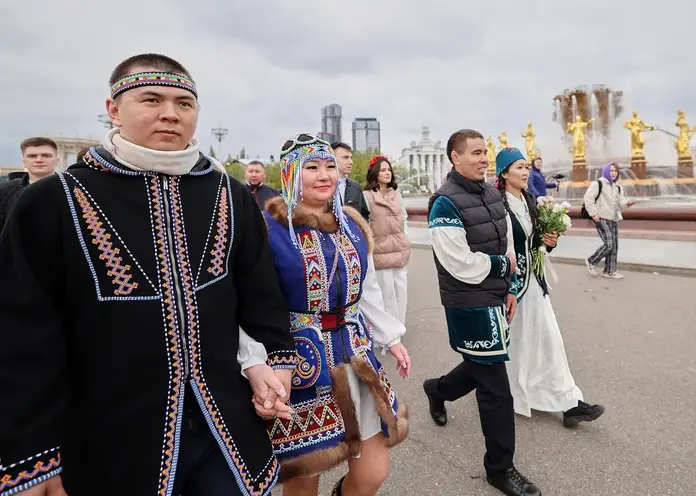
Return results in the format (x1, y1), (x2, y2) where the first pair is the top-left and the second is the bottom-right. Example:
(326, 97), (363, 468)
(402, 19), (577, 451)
(275, 248), (696, 495)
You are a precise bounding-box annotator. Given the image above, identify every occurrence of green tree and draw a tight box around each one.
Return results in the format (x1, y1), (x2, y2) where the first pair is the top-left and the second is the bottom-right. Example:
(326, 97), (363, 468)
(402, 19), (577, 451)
(348, 150), (376, 187)
(209, 145), (216, 159)
(264, 164), (282, 190)
(239, 147), (246, 160)
(224, 158), (245, 182)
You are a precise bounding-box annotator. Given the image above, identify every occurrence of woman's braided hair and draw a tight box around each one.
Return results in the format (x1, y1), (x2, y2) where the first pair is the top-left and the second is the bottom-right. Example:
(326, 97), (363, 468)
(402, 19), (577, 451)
(496, 175), (539, 249)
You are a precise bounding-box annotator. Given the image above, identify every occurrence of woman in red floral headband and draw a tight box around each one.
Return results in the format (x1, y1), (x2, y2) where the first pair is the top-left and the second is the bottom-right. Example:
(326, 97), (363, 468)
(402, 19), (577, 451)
(363, 156), (411, 325)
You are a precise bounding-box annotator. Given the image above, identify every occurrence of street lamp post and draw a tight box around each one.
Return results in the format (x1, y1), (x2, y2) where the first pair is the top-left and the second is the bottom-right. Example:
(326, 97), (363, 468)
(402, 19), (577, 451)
(212, 127), (228, 159)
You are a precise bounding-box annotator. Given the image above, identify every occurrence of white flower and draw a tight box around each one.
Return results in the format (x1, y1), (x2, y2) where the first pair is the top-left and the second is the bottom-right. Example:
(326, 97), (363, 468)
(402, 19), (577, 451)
(560, 201), (572, 210)
(552, 202), (561, 212)
(562, 214), (572, 229)
(536, 195), (547, 205)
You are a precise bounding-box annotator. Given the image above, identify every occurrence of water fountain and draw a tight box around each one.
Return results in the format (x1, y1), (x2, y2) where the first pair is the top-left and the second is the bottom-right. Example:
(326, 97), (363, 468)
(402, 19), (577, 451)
(553, 85), (624, 159)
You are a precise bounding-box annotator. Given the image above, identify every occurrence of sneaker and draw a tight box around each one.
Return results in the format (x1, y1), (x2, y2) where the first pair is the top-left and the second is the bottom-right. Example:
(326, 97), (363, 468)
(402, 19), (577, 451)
(585, 259), (597, 276)
(487, 467), (542, 496)
(602, 272), (624, 279)
(423, 379), (448, 426)
(563, 401), (605, 427)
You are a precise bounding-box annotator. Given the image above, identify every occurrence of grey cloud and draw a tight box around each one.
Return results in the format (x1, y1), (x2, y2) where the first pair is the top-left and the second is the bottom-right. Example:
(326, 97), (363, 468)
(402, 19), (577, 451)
(178, 0), (478, 75)
(0, 0), (693, 167)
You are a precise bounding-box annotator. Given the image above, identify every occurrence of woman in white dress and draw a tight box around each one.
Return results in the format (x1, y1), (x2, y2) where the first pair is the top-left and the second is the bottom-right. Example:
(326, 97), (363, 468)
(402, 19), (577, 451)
(495, 147), (605, 427)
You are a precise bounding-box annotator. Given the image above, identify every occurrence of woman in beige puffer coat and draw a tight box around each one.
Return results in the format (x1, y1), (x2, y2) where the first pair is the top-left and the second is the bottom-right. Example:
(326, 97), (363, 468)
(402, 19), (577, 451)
(363, 156), (411, 325)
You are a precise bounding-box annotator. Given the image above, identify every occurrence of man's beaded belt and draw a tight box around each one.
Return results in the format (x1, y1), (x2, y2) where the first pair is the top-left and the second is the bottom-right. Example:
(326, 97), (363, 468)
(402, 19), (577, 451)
(289, 302), (360, 332)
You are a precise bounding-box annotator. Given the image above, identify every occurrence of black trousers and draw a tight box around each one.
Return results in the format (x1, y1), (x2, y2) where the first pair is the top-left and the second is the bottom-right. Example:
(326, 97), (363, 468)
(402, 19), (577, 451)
(432, 358), (515, 475)
(171, 388), (245, 496)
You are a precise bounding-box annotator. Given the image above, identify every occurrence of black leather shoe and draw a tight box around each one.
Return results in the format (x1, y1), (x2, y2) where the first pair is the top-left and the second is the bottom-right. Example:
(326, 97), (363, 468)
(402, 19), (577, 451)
(487, 467), (542, 496)
(563, 401), (605, 427)
(423, 379), (447, 426)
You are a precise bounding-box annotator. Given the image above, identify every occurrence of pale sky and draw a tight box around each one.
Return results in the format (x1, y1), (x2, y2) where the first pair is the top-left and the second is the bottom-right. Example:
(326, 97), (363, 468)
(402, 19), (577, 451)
(0, 0), (692, 167)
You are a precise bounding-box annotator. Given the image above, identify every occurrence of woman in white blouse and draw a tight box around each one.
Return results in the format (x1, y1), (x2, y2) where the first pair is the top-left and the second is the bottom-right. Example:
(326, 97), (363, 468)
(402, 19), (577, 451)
(496, 148), (605, 428)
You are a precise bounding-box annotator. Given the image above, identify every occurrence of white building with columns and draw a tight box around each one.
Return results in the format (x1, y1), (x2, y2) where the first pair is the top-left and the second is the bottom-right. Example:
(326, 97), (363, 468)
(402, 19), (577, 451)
(397, 126), (448, 192)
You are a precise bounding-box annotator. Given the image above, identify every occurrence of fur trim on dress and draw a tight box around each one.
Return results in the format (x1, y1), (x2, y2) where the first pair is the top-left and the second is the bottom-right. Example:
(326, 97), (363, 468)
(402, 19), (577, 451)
(277, 359), (409, 482)
(265, 197), (374, 254)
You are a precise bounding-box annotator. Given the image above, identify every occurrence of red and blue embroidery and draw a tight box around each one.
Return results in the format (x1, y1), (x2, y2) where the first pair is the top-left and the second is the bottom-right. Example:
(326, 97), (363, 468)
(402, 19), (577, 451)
(73, 187), (139, 296)
(167, 178), (278, 496)
(299, 231), (328, 312)
(207, 186), (229, 277)
(335, 233), (362, 304)
(149, 176), (185, 496)
(0, 453), (61, 493)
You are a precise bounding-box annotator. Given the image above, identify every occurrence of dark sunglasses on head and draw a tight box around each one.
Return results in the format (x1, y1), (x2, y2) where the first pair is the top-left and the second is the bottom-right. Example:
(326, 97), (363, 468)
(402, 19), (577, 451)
(281, 134), (323, 154)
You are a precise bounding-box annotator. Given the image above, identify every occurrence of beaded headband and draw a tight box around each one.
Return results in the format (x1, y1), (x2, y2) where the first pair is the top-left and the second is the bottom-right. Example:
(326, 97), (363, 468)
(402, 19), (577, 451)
(279, 134), (357, 248)
(110, 71), (197, 99)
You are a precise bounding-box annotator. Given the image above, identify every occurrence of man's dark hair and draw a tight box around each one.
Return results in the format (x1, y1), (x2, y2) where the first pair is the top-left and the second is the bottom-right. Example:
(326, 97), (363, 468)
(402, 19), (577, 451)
(364, 157), (398, 192)
(446, 129), (484, 164)
(331, 142), (352, 153)
(246, 160), (265, 168)
(20, 137), (57, 154)
(109, 53), (194, 88)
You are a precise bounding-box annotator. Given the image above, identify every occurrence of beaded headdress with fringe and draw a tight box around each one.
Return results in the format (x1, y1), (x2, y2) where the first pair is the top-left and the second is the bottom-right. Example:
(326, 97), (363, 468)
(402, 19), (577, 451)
(279, 133), (358, 248)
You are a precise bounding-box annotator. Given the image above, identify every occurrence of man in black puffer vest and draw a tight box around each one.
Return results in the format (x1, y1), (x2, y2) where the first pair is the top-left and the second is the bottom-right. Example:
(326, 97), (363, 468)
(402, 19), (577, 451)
(422, 129), (542, 496)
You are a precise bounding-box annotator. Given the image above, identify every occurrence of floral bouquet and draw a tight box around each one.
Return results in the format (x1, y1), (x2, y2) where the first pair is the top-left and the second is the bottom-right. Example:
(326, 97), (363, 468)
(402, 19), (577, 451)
(530, 196), (572, 279)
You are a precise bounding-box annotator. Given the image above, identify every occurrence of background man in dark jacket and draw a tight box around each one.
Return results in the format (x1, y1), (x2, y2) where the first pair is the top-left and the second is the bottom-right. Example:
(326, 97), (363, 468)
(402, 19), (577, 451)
(0, 137), (59, 233)
(332, 142), (370, 221)
(244, 159), (279, 210)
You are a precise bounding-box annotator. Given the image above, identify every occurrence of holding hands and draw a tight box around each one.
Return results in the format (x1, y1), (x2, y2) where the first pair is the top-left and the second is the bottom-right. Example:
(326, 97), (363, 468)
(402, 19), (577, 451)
(246, 364), (293, 420)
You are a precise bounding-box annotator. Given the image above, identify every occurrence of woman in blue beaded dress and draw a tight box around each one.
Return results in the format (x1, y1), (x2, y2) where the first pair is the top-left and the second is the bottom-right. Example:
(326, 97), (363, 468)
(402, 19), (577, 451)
(242, 134), (411, 496)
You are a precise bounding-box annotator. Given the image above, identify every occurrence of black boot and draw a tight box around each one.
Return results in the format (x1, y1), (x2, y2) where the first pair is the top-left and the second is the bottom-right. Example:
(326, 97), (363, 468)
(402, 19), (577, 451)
(423, 379), (447, 426)
(563, 401), (605, 427)
(331, 475), (345, 496)
(487, 467), (542, 496)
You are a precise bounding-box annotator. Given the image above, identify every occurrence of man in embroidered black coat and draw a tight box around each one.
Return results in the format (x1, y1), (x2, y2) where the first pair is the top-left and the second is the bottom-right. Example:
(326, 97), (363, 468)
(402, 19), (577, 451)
(0, 54), (296, 496)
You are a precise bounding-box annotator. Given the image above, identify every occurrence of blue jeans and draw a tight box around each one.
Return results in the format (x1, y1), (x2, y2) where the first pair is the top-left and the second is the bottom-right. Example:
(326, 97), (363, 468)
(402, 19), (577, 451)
(172, 391), (243, 496)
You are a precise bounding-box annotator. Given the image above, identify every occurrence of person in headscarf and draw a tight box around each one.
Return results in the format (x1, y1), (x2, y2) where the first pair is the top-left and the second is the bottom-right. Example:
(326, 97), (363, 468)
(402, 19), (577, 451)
(495, 147), (605, 428)
(0, 53), (296, 496)
(583, 162), (634, 279)
(243, 134), (411, 496)
(527, 156), (557, 200)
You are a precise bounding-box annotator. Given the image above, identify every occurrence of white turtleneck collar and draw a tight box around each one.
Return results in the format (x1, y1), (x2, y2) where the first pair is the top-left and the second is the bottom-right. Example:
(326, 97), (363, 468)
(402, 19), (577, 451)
(102, 128), (202, 176)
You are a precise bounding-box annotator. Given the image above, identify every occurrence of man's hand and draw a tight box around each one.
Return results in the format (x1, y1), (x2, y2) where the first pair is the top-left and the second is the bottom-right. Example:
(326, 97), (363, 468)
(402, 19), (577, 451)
(506, 252), (518, 274)
(626, 200), (635, 207)
(246, 364), (292, 420)
(543, 232), (558, 247)
(506, 293), (518, 323)
(21, 476), (67, 495)
(388, 343), (411, 379)
(592, 216), (600, 223)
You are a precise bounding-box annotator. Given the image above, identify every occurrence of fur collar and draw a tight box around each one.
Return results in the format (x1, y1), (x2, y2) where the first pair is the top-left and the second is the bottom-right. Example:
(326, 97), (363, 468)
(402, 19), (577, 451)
(266, 196), (373, 254)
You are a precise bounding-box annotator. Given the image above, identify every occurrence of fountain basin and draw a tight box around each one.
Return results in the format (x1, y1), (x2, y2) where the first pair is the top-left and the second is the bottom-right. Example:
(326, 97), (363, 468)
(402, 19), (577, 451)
(405, 205), (696, 232)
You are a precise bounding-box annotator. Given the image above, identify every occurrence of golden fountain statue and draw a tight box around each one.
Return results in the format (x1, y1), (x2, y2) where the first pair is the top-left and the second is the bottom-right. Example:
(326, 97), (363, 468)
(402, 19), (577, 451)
(566, 115), (593, 181)
(498, 131), (508, 151)
(676, 110), (696, 177)
(567, 115), (594, 159)
(520, 122), (537, 159)
(623, 110), (655, 179)
(486, 136), (496, 174)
